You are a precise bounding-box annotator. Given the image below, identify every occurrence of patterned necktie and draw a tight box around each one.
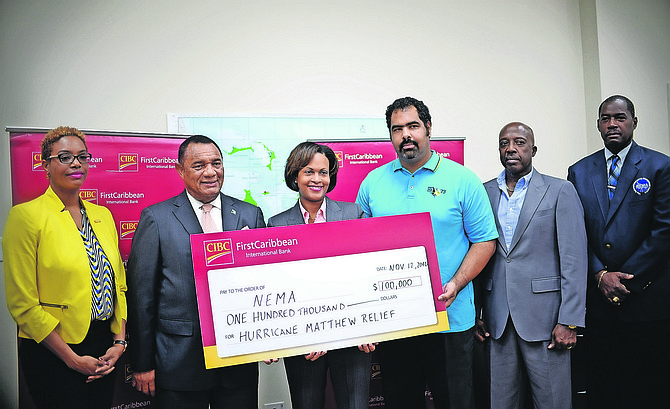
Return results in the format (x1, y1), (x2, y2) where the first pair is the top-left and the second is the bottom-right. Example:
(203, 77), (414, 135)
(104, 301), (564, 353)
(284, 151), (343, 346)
(201, 203), (217, 233)
(608, 155), (620, 201)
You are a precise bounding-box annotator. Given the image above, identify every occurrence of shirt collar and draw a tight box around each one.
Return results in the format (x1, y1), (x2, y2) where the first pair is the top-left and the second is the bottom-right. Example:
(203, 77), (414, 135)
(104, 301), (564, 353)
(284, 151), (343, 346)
(392, 150), (440, 173)
(299, 199), (327, 224)
(604, 142), (632, 165)
(496, 168), (534, 193)
(185, 190), (222, 212)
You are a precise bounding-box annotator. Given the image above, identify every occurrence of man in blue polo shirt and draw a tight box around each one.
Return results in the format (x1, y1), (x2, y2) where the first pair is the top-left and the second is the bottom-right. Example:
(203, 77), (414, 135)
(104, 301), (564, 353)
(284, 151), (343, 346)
(356, 96), (497, 409)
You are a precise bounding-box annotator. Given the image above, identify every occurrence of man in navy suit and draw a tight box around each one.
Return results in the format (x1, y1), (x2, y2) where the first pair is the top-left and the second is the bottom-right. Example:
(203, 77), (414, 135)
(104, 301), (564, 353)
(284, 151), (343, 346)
(568, 95), (670, 408)
(127, 135), (265, 409)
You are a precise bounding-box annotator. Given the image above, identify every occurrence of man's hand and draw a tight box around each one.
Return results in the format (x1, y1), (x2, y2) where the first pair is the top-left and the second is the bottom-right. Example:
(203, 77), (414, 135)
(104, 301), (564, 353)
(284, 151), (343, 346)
(437, 281), (459, 308)
(132, 370), (156, 397)
(438, 240), (495, 308)
(598, 270), (633, 305)
(474, 317), (490, 343)
(548, 324), (577, 350)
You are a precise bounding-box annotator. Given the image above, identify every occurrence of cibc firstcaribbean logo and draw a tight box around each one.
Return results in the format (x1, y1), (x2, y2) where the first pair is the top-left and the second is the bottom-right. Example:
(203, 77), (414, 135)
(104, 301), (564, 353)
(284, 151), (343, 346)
(204, 239), (234, 266)
(119, 153), (139, 172)
(120, 221), (139, 240)
(32, 152), (43, 171)
(79, 189), (98, 204)
(335, 151), (344, 167)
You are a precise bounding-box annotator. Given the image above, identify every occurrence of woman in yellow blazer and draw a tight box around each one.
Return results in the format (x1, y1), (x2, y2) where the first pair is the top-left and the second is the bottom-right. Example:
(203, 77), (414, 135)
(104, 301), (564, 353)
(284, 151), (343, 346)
(3, 126), (127, 409)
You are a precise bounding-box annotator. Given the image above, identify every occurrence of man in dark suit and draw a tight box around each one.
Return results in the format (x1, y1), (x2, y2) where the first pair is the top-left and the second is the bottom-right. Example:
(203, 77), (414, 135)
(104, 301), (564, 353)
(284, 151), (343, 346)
(475, 122), (587, 409)
(127, 135), (265, 409)
(568, 95), (670, 408)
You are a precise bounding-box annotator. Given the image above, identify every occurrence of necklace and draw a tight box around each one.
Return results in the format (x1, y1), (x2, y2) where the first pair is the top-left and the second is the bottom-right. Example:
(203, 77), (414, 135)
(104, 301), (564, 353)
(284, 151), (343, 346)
(507, 187), (514, 196)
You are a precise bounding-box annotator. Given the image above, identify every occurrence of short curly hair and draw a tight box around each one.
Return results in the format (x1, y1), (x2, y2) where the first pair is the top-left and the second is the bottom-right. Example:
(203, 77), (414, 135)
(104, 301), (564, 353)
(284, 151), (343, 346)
(284, 142), (339, 193)
(385, 96), (432, 135)
(41, 126), (87, 160)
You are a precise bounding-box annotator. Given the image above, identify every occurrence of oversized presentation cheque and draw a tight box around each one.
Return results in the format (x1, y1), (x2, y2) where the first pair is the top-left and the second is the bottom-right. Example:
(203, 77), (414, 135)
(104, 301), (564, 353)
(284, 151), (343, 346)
(190, 212), (449, 368)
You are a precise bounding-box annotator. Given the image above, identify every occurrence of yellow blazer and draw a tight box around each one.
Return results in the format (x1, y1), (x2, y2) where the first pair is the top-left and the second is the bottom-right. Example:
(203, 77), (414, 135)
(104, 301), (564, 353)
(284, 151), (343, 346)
(3, 187), (127, 344)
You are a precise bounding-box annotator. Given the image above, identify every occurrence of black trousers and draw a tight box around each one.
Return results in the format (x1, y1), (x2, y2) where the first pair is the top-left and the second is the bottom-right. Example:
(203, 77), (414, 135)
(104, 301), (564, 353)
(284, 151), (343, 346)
(585, 316), (670, 409)
(19, 320), (115, 409)
(284, 346), (372, 409)
(376, 330), (475, 409)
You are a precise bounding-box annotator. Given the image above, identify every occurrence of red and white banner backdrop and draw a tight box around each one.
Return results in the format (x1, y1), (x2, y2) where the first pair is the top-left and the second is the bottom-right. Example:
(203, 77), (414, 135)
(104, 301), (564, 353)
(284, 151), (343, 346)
(9, 129), (187, 261)
(317, 139), (465, 203)
(8, 128), (464, 409)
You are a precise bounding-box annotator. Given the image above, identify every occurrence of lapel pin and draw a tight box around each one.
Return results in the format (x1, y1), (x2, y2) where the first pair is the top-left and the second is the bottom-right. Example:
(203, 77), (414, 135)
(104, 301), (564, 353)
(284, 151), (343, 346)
(633, 178), (651, 195)
(231, 209), (237, 215)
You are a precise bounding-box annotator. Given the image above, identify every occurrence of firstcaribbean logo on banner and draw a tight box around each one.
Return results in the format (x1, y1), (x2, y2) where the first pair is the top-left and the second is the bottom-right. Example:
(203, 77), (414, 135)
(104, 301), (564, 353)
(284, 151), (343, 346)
(32, 152), (43, 171)
(79, 189), (98, 204)
(120, 221), (139, 240)
(119, 153), (139, 172)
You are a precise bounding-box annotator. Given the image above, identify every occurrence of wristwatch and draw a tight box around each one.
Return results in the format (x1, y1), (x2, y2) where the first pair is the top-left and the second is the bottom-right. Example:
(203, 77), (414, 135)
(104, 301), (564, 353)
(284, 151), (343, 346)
(113, 339), (128, 351)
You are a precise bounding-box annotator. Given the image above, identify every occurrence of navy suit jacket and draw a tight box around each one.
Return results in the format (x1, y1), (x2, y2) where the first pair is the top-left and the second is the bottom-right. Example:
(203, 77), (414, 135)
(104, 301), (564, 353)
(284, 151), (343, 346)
(127, 190), (265, 391)
(568, 141), (670, 321)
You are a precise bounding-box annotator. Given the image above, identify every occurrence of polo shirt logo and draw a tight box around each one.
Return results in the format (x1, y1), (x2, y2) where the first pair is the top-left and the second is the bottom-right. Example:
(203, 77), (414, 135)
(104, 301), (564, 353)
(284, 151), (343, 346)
(427, 187), (446, 197)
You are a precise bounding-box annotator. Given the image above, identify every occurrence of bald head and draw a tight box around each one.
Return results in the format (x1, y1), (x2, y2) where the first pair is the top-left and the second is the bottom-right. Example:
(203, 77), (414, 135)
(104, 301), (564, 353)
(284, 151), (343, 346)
(498, 121), (537, 181)
(499, 122), (535, 146)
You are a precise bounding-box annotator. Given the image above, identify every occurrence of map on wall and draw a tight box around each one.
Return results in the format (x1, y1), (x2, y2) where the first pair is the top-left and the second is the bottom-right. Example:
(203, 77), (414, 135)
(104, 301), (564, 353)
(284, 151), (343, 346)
(167, 115), (389, 219)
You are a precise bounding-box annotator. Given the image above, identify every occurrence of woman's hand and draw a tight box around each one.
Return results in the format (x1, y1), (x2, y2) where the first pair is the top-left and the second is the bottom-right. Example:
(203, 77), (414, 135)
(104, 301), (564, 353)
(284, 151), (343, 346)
(87, 343), (124, 381)
(357, 343), (378, 353)
(41, 330), (120, 382)
(67, 354), (110, 382)
(304, 351), (327, 361)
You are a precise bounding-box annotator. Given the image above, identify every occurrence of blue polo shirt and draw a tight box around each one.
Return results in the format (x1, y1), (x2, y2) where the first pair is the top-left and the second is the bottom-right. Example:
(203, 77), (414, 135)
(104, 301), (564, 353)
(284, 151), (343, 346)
(356, 151), (498, 332)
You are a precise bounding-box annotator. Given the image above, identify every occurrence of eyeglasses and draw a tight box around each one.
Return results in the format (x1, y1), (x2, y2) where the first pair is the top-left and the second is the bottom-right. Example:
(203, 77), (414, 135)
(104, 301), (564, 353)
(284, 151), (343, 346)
(47, 153), (93, 164)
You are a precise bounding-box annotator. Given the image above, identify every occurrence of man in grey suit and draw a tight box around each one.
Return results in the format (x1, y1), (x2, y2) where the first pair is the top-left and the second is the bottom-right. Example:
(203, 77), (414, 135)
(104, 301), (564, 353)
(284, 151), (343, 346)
(127, 135), (265, 409)
(474, 122), (587, 409)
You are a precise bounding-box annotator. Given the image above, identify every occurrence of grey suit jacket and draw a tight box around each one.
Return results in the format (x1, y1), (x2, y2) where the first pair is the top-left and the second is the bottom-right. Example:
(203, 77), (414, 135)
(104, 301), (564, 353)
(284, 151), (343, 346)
(478, 170), (587, 342)
(127, 190), (265, 391)
(267, 196), (365, 227)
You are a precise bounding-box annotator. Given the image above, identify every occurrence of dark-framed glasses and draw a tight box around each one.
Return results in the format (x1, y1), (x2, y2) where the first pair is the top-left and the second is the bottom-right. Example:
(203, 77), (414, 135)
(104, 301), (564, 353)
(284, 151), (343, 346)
(47, 153), (93, 164)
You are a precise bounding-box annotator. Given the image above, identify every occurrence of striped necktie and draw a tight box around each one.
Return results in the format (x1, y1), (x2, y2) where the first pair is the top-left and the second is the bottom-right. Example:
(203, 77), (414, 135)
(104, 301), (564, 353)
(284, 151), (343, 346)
(608, 155), (620, 201)
(201, 203), (217, 233)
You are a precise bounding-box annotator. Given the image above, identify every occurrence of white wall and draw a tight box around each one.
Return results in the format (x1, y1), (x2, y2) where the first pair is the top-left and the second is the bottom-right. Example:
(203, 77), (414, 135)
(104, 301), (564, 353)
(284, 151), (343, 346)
(0, 0), (667, 407)
(594, 0), (670, 153)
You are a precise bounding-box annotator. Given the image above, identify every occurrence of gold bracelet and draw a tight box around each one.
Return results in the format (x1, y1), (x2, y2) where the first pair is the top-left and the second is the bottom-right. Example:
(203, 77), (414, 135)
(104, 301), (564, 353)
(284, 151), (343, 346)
(597, 271), (608, 288)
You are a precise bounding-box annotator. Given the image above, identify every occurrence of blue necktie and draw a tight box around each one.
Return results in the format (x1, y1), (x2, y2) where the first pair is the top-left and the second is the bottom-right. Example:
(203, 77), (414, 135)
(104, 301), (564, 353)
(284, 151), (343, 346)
(608, 155), (620, 201)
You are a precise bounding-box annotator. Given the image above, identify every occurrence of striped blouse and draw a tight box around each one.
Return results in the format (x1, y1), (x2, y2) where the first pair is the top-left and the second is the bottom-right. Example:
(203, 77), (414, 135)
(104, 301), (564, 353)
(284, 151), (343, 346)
(79, 208), (115, 321)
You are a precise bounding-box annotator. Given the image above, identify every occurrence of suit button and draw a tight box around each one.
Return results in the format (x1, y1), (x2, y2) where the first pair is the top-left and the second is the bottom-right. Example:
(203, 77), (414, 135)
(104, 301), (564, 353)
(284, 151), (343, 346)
(506, 258), (511, 263)
(605, 243), (612, 249)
